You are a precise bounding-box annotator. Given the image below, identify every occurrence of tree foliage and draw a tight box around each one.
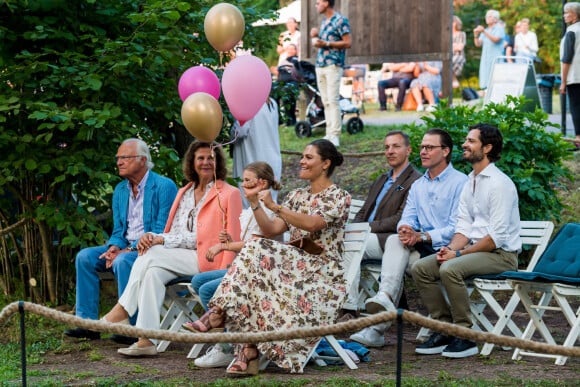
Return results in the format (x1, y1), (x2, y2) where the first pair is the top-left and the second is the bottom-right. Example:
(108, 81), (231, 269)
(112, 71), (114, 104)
(0, 0), (275, 303)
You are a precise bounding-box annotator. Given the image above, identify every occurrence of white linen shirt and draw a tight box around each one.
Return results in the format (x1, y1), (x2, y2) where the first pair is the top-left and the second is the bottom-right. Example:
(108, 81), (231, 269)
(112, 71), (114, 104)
(158, 182), (213, 249)
(455, 163), (521, 253)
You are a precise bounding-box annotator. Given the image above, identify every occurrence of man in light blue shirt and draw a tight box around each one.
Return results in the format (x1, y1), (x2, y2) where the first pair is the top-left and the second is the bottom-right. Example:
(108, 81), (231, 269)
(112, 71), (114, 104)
(351, 129), (467, 347)
(412, 123), (521, 359)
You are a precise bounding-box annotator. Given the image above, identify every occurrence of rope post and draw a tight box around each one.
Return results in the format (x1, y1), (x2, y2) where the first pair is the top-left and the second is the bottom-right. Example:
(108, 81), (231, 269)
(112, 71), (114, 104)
(18, 301), (27, 387)
(396, 309), (403, 387)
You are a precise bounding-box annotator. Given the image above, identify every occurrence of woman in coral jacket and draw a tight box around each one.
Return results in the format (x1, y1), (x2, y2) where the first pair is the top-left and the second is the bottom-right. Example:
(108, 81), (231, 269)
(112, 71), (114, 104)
(102, 141), (242, 357)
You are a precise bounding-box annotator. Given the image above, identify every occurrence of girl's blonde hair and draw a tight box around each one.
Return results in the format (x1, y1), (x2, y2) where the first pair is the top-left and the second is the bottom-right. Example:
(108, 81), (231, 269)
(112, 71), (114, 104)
(244, 161), (282, 191)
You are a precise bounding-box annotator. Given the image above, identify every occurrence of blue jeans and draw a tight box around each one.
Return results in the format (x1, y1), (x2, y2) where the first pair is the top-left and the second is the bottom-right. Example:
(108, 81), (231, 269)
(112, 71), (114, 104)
(190, 269), (227, 311)
(377, 77), (411, 108)
(74, 245), (138, 323)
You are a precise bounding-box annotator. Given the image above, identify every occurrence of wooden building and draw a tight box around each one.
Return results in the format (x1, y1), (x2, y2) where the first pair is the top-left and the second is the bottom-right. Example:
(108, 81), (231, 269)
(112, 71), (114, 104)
(301, 0), (453, 100)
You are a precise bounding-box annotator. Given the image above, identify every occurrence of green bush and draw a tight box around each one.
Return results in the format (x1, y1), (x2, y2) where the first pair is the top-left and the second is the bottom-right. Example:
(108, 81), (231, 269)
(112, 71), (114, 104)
(404, 96), (573, 222)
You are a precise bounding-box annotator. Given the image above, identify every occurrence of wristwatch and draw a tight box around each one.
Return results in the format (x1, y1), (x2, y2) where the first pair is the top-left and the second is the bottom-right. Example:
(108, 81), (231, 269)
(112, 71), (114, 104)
(455, 250), (462, 257)
(128, 245), (137, 252)
(420, 232), (427, 242)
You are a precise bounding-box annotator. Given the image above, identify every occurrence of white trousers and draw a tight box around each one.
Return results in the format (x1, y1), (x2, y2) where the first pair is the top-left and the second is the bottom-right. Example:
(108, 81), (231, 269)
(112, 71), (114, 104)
(347, 233), (419, 307)
(118, 245), (200, 332)
(316, 65), (343, 138)
(378, 234), (420, 301)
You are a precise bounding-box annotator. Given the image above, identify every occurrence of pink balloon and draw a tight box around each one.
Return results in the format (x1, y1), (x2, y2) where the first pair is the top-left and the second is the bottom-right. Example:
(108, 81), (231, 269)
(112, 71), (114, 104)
(222, 55), (272, 126)
(178, 66), (221, 102)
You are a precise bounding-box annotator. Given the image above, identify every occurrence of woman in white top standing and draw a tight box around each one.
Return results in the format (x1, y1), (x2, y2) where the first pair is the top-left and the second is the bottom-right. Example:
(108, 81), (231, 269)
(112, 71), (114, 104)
(514, 18), (539, 61)
(452, 15), (466, 89)
(277, 17), (301, 67)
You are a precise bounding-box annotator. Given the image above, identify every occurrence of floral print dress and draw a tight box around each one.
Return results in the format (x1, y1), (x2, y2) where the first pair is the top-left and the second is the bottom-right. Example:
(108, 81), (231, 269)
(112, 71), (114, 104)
(209, 184), (351, 373)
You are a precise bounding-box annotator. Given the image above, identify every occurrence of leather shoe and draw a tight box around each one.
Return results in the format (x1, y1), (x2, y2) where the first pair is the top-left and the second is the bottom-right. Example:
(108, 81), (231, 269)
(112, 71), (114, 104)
(118, 343), (158, 357)
(110, 334), (138, 345)
(64, 328), (100, 340)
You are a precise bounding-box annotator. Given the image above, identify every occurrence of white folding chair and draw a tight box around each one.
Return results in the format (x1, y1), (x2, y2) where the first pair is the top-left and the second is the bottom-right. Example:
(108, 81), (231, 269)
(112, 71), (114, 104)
(301, 221), (371, 370)
(341, 198), (369, 311)
(472, 221), (554, 355)
(157, 276), (201, 352)
(347, 198), (364, 223)
(502, 223), (580, 365)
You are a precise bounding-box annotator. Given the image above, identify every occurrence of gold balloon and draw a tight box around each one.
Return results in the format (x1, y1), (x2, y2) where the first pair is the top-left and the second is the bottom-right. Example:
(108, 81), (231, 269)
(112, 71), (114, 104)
(181, 92), (223, 142)
(204, 3), (245, 52)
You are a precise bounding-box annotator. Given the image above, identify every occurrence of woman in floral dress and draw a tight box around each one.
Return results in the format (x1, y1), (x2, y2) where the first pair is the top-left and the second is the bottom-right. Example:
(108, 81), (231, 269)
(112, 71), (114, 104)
(187, 139), (351, 375)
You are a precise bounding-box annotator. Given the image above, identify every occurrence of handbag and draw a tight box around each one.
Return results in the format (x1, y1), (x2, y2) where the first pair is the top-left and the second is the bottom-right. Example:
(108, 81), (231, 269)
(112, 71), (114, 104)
(287, 236), (324, 255)
(402, 93), (418, 111)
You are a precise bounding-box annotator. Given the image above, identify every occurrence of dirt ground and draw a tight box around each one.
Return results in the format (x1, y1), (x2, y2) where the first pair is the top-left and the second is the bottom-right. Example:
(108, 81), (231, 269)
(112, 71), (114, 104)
(26, 286), (579, 386)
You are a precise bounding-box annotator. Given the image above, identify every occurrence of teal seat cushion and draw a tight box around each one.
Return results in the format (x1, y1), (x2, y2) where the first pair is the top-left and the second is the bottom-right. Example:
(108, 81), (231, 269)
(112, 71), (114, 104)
(498, 223), (580, 285)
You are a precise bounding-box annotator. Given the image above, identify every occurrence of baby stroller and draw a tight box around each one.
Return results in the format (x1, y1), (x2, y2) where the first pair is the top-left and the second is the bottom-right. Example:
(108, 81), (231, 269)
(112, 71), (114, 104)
(288, 61), (364, 138)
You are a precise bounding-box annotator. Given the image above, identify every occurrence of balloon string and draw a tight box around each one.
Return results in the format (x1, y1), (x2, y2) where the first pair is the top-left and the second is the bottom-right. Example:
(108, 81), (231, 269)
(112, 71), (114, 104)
(219, 129), (239, 147)
(209, 143), (227, 231)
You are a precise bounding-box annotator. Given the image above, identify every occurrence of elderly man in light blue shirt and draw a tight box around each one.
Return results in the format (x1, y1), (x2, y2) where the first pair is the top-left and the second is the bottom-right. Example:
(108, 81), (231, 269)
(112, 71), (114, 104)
(412, 123), (521, 359)
(351, 128), (467, 348)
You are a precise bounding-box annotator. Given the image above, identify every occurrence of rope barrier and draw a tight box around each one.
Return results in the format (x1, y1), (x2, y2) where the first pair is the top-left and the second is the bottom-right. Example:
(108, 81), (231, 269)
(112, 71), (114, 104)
(2, 301), (579, 358)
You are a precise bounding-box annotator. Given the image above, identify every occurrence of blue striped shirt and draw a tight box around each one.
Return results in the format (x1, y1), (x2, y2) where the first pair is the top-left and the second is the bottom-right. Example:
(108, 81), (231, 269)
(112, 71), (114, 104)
(125, 170), (149, 243)
(397, 164), (468, 249)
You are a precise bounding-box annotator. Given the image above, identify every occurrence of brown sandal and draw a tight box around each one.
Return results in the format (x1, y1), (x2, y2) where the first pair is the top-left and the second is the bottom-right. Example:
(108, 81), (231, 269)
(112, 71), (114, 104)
(182, 307), (225, 333)
(226, 344), (259, 376)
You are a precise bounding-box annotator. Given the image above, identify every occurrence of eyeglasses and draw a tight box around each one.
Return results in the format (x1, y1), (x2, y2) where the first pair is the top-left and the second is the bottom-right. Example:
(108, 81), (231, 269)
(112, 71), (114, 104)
(115, 155), (142, 162)
(420, 145), (445, 152)
(187, 208), (196, 232)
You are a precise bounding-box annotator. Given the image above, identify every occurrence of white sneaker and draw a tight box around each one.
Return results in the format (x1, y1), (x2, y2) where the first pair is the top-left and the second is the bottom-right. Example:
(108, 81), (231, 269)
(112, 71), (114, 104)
(194, 344), (234, 368)
(365, 291), (396, 314)
(349, 324), (387, 347)
(425, 104), (437, 112)
(416, 104), (425, 112)
(324, 135), (340, 147)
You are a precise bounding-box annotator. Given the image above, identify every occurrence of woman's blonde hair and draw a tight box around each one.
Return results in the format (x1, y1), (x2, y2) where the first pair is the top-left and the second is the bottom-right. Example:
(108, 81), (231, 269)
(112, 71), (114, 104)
(453, 15), (463, 31)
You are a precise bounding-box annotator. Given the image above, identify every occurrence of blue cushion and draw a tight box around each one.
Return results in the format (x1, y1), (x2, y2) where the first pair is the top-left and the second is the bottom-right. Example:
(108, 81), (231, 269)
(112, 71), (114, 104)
(533, 223), (580, 277)
(498, 223), (580, 284)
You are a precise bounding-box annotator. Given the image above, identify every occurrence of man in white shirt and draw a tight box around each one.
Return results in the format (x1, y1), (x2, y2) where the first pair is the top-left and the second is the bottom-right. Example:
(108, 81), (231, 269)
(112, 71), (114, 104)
(411, 123), (521, 359)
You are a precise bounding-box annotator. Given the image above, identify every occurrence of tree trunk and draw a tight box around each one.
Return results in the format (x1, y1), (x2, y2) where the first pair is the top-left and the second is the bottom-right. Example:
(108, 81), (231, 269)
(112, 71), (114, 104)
(37, 221), (57, 303)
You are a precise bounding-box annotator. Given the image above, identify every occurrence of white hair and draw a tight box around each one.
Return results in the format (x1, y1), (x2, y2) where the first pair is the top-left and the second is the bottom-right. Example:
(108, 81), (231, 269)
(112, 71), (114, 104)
(122, 138), (154, 170)
(486, 9), (500, 22)
(565, 2), (580, 18)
